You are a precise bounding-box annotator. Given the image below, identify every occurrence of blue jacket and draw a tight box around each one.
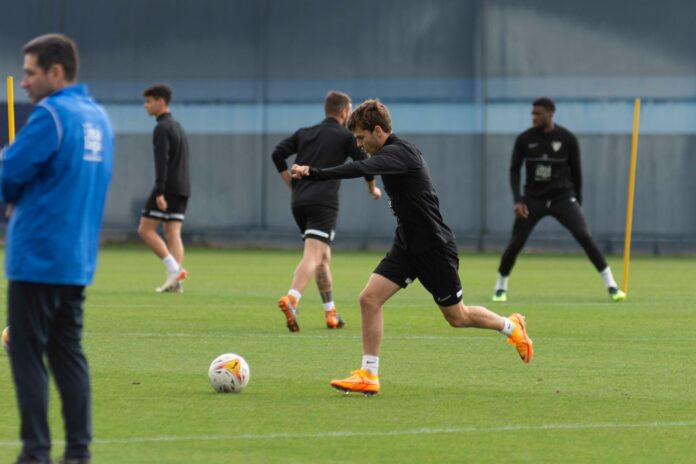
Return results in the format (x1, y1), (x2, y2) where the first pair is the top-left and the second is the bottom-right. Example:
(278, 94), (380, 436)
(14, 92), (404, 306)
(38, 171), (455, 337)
(0, 84), (113, 285)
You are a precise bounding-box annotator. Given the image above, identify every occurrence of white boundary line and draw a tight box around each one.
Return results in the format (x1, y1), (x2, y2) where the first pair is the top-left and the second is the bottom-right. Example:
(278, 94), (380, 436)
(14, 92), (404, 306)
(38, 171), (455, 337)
(86, 332), (696, 342)
(1, 420), (695, 447)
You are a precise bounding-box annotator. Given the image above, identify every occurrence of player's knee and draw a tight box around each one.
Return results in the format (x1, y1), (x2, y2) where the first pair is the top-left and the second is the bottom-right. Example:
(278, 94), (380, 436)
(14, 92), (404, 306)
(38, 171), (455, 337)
(137, 223), (148, 238)
(441, 303), (471, 328)
(444, 313), (463, 327)
(359, 290), (380, 312)
(164, 230), (180, 244)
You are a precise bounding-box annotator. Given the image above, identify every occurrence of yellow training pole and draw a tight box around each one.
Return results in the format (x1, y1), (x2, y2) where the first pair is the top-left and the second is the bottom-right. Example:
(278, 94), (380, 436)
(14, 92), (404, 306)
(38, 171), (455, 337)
(7, 76), (15, 142)
(622, 98), (641, 295)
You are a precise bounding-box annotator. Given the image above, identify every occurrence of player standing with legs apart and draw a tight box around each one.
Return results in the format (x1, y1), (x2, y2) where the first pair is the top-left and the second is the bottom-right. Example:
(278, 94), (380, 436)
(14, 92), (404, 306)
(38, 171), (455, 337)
(291, 99), (532, 395)
(272, 90), (381, 332)
(0, 33), (113, 464)
(138, 84), (191, 293)
(491, 97), (626, 303)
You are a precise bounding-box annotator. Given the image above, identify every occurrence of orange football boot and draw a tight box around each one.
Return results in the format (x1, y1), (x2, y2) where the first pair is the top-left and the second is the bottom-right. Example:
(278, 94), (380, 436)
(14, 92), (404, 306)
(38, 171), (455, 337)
(325, 308), (345, 329)
(507, 312), (533, 363)
(330, 369), (380, 395)
(278, 294), (300, 332)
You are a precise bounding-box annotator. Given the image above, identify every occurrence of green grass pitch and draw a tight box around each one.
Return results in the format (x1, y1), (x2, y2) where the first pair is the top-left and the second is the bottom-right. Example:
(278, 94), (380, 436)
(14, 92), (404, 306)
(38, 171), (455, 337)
(1, 247), (695, 463)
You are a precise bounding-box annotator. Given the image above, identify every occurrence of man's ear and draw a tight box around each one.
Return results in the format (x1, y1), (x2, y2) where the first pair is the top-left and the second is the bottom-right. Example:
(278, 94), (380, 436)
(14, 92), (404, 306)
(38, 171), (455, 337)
(48, 63), (65, 82)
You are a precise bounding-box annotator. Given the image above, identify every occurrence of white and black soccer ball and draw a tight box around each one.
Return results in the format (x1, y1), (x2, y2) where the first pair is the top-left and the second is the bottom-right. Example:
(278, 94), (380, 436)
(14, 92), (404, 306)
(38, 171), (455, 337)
(208, 353), (250, 393)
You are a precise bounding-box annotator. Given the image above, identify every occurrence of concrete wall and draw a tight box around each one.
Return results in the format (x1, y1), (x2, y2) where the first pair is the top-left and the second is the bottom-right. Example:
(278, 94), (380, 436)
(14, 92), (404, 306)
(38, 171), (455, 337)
(1, 0), (694, 253)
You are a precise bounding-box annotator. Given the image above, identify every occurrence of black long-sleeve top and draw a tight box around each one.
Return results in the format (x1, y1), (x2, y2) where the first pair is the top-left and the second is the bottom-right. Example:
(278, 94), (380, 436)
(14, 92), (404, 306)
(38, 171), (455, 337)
(272, 118), (373, 209)
(510, 124), (582, 204)
(306, 134), (454, 253)
(152, 113), (190, 196)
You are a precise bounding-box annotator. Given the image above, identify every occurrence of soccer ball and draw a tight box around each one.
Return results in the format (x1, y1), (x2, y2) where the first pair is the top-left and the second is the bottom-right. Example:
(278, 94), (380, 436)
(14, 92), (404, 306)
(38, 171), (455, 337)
(208, 353), (250, 393)
(1, 326), (9, 352)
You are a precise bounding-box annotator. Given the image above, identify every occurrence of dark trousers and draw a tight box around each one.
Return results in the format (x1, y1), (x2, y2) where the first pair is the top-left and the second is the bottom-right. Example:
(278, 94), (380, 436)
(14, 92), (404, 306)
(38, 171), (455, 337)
(8, 281), (91, 462)
(498, 195), (608, 276)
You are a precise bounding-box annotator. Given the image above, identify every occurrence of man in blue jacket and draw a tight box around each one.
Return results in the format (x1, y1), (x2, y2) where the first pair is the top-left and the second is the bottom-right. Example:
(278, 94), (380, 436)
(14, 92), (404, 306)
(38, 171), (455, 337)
(0, 34), (113, 464)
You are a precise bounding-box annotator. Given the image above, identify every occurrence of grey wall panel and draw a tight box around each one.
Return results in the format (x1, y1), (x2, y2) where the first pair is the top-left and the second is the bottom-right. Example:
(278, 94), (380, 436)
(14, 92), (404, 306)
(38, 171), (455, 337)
(486, 0), (696, 76)
(265, 0), (478, 80)
(62, 0), (262, 81)
(0, 0), (65, 89)
(104, 134), (263, 232)
(2, 0), (696, 252)
(102, 130), (695, 252)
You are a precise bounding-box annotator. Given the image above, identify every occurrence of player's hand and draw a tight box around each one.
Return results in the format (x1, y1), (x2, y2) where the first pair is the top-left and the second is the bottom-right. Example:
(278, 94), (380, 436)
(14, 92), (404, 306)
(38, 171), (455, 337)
(4, 203), (14, 219)
(156, 194), (168, 211)
(370, 186), (382, 200)
(514, 202), (529, 219)
(290, 164), (310, 179)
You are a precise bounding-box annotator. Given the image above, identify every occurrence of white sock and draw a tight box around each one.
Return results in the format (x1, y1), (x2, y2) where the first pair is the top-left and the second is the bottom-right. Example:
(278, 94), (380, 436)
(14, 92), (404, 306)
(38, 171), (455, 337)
(495, 273), (509, 291)
(288, 289), (302, 302)
(362, 355), (379, 375)
(600, 267), (618, 289)
(499, 317), (514, 336)
(163, 255), (180, 273)
(323, 302), (335, 311)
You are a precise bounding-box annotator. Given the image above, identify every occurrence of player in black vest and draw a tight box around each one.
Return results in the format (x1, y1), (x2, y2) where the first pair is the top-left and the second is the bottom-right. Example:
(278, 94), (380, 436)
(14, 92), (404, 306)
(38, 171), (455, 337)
(292, 99), (533, 395)
(272, 90), (381, 332)
(492, 97), (626, 303)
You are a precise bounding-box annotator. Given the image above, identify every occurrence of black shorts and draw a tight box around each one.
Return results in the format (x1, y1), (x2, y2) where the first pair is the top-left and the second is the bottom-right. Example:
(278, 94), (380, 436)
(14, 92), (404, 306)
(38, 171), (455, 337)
(374, 241), (463, 306)
(291, 205), (337, 245)
(141, 190), (189, 222)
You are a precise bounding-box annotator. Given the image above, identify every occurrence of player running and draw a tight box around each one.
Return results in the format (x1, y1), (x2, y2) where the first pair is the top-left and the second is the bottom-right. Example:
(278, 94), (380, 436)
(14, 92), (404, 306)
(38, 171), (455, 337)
(291, 99), (532, 395)
(272, 90), (381, 332)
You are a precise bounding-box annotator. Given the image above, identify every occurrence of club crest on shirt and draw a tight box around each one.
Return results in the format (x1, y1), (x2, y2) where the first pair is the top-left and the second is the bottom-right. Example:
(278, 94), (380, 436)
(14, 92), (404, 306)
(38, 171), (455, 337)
(83, 122), (104, 162)
(552, 141), (562, 152)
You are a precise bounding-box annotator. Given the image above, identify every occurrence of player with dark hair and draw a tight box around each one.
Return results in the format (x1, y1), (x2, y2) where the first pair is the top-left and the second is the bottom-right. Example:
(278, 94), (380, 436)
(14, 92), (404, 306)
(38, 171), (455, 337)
(2, 33), (113, 464)
(291, 99), (532, 395)
(272, 90), (381, 331)
(138, 83), (191, 293)
(492, 97), (626, 303)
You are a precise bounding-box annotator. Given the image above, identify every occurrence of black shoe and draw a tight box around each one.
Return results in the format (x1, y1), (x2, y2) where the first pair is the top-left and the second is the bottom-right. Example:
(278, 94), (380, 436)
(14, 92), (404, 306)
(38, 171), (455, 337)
(58, 459), (90, 464)
(15, 456), (51, 464)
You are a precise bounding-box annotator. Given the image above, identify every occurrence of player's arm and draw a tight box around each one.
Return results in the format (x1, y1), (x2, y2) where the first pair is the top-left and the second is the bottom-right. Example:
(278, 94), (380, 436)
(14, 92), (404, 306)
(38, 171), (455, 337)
(510, 135), (528, 218)
(271, 132), (299, 191)
(569, 133), (582, 205)
(153, 124), (170, 195)
(293, 148), (419, 180)
(0, 106), (58, 203)
(366, 179), (382, 200)
(346, 135), (380, 199)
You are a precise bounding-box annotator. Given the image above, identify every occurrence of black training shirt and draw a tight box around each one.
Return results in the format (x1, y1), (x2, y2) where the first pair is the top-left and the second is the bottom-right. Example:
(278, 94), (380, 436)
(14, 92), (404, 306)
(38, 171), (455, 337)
(306, 134), (454, 253)
(510, 124), (582, 204)
(152, 113), (190, 196)
(272, 118), (372, 209)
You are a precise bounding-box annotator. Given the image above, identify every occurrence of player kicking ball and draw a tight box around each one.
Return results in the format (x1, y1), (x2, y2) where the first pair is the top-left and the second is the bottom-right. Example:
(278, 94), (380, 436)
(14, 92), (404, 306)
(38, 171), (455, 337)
(291, 99), (533, 395)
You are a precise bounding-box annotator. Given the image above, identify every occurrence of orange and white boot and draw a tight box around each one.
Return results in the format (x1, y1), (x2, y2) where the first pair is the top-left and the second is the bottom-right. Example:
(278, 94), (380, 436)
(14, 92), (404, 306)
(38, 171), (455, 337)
(278, 294), (300, 332)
